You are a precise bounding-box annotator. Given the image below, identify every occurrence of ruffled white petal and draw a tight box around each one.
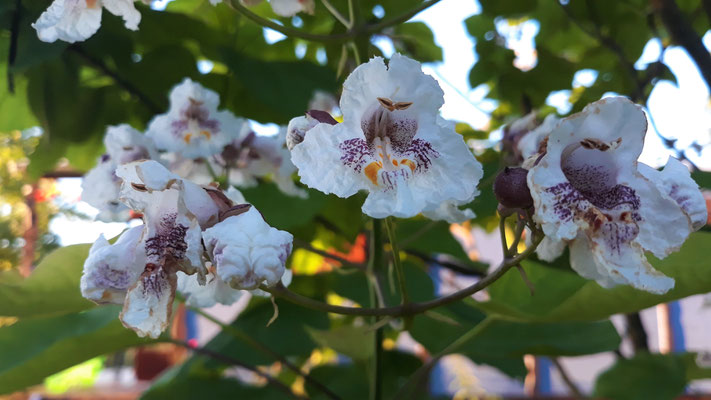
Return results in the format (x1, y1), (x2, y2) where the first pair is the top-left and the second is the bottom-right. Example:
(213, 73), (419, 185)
(270, 0), (313, 16)
(535, 236), (566, 262)
(81, 158), (126, 220)
(639, 157), (707, 231)
(203, 207), (293, 291)
(104, 124), (158, 164)
(177, 270), (244, 308)
(292, 122), (366, 198)
(422, 202), (475, 223)
(120, 263), (177, 338)
(32, 0), (102, 43)
(81, 226), (144, 304)
(100, 0), (140, 30)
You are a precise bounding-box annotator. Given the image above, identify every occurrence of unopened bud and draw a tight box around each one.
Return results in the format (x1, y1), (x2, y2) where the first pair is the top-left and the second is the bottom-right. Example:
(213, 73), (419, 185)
(493, 167), (533, 209)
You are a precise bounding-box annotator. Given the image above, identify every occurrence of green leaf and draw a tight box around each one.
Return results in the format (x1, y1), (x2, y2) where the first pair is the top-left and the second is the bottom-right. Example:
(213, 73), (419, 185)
(0, 244), (94, 318)
(241, 183), (328, 230)
(479, 232), (711, 322)
(392, 22), (443, 62)
(0, 306), (150, 394)
(593, 353), (687, 400)
(309, 350), (422, 400)
(220, 50), (338, 124)
(306, 325), (374, 361)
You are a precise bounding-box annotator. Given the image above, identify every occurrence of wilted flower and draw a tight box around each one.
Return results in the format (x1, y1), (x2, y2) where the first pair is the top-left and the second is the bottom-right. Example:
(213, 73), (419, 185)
(203, 206), (293, 291)
(81, 160), (220, 338)
(81, 124), (158, 221)
(528, 97), (706, 294)
(146, 78), (245, 159)
(33, 0), (141, 43)
(291, 54), (483, 220)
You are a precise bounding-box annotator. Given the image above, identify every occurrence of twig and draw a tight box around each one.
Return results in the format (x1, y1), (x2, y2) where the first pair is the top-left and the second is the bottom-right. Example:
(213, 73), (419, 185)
(321, 0), (351, 28)
(68, 45), (163, 114)
(226, 0), (441, 43)
(625, 312), (650, 353)
(262, 233), (544, 317)
(7, 0), (21, 94)
(551, 358), (584, 398)
(404, 249), (486, 277)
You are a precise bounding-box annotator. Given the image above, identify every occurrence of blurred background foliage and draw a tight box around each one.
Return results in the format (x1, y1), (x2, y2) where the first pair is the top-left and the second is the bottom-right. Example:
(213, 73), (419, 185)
(0, 0), (710, 398)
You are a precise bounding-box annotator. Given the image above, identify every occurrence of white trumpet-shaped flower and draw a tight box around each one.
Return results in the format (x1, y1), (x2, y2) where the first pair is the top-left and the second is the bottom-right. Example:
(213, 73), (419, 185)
(32, 0), (141, 43)
(146, 78), (245, 159)
(81, 124), (158, 221)
(528, 97), (707, 294)
(291, 54), (482, 220)
(203, 206), (293, 291)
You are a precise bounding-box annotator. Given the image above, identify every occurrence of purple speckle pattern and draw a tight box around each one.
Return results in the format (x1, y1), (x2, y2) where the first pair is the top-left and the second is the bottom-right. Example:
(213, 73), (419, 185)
(144, 213), (189, 266)
(339, 138), (371, 173)
(404, 139), (439, 173)
(545, 162), (643, 254)
(90, 263), (132, 290)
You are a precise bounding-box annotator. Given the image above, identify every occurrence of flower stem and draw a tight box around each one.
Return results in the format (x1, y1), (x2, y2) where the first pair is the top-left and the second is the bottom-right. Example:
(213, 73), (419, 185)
(368, 218), (383, 400)
(321, 0), (351, 28)
(384, 217), (409, 305)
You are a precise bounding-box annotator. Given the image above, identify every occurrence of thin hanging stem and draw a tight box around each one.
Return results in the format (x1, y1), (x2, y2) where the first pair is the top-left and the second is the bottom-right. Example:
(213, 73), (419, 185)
(321, 0), (351, 28)
(384, 217), (410, 305)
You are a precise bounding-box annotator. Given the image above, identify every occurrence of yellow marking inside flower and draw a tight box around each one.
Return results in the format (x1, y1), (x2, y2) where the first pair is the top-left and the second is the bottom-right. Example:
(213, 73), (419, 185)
(400, 159), (416, 172)
(200, 130), (211, 139)
(364, 161), (382, 186)
(183, 133), (192, 143)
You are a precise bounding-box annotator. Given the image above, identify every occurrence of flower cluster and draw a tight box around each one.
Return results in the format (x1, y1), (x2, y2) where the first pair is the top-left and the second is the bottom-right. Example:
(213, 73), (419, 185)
(81, 160), (293, 337)
(79, 78), (302, 338)
(77, 52), (707, 340)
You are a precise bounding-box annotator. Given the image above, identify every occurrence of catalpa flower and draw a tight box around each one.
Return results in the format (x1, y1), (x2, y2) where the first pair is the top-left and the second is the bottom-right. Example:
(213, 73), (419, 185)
(528, 97), (707, 294)
(83, 160), (221, 338)
(33, 0), (140, 43)
(291, 54), (483, 220)
(82, 124), (158, 221)
(146, 78), (244, 159)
